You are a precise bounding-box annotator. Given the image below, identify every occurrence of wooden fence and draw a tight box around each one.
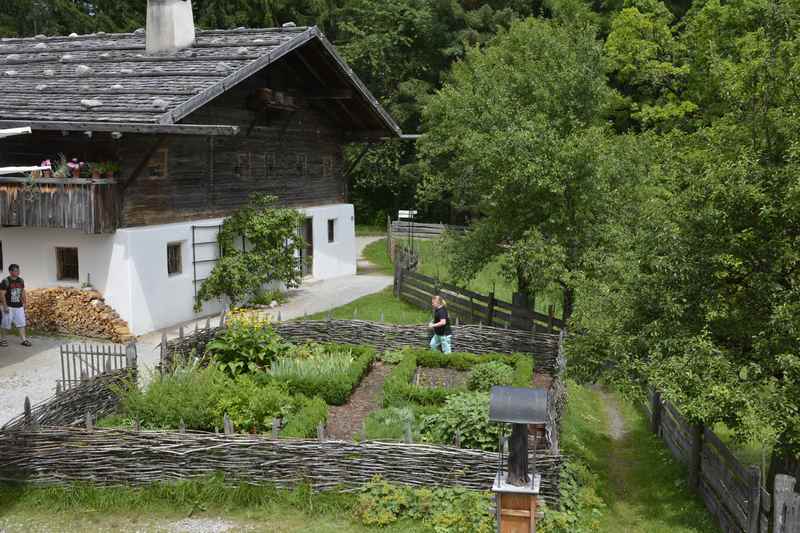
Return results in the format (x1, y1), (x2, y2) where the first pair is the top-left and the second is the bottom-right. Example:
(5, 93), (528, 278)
(395, 268), (564, 333)
(648, 391), (800, 533)
(388, 218), (466, 241)
(59, 342), (136, 391)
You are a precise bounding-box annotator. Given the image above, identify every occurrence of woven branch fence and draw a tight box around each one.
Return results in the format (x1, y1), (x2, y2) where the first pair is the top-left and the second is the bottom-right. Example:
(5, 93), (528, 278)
(1, 369), (132, 431)
(0, 428), (563, 504)
(163, 319), (560, 375)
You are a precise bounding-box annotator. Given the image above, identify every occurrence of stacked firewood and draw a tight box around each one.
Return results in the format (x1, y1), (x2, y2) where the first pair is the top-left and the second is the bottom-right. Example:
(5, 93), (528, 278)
(25, 288), (133, 343)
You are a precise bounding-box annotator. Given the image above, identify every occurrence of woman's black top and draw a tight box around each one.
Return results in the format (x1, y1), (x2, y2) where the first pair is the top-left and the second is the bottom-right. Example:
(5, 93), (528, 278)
(433, 307), (452, 336)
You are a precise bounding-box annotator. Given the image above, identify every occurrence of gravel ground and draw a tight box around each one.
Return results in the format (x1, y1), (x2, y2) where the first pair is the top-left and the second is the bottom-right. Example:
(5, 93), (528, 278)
(0, 236), (390, 427)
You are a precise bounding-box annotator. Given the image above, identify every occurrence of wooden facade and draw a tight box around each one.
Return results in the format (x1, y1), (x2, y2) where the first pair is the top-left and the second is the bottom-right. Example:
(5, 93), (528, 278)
(0, 27), (400, 233)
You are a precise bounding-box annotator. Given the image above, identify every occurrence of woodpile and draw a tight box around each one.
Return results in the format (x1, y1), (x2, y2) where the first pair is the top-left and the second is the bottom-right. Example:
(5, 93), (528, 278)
(26, 287), (133, 343)
(0, 426), (563, 504)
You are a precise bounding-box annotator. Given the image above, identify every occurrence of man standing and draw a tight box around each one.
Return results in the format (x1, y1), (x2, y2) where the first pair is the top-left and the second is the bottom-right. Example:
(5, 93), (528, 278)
(0, 264), (31, 347)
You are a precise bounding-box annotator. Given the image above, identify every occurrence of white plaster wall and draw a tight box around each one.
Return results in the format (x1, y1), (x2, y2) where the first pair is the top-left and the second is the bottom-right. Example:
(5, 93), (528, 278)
(300, 203), (356, 280)
(0, 203), (357, 336)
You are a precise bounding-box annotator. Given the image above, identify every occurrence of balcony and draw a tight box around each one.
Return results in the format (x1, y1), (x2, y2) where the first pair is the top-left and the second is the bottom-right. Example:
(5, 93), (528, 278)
(0, 177), (118, 234)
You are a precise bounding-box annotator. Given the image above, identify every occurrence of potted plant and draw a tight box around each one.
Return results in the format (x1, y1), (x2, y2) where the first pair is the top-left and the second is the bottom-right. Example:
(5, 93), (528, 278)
(52, 155), (69, 179)
(89, 162), (103, 180)
(67, 158), (85, 178)
(40, 160), (52, 178)
(104, 162), (119, 179)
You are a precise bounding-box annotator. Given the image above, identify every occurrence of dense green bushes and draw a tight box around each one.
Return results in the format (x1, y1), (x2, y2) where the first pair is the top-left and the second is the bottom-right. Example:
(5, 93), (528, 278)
(467, 361), (514, 392)
(420, 392), (502, 451)
(270, 344), (375, 405)
(116, 365), (326, 435)
(382, 348), (534, 407)
(281, 396), (329, 438)
(205, 313), (293, 376)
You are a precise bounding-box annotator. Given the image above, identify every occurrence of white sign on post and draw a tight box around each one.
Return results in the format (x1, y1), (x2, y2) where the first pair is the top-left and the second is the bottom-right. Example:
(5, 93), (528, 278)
(398, 210), (418, 220)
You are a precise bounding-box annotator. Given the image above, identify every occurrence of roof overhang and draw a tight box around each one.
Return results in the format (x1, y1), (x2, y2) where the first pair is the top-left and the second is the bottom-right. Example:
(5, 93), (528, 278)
(0, 120), (239, 136)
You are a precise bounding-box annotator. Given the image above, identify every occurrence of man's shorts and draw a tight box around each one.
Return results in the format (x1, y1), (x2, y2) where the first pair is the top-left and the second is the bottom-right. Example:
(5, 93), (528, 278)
(1, 308), (26, 329)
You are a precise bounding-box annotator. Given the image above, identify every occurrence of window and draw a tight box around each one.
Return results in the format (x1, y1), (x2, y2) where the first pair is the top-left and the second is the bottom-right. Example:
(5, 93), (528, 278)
(147, 148), (169, 178)
(322, 156), (334, 178)
(295, 153), (308, 177)
(56, 247), (79, 281)
(236, 152), (252, 179)
(167, 242), (182, 276)
(327, 219), (336, 243)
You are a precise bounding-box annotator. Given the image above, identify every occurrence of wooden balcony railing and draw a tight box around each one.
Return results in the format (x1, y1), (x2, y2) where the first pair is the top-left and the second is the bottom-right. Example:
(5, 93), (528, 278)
(0, 177), (118, 234)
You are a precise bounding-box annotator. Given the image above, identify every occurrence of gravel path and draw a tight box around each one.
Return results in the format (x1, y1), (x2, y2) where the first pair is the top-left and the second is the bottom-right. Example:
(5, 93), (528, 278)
(0, 236), (391, 427)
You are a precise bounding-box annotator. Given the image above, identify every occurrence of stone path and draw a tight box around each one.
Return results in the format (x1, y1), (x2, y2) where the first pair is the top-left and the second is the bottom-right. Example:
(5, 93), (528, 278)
(325, 361), (392, 440)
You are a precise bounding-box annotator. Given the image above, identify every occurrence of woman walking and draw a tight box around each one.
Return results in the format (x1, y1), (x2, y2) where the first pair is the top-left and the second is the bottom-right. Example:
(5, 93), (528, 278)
(429, 295), (452, 353)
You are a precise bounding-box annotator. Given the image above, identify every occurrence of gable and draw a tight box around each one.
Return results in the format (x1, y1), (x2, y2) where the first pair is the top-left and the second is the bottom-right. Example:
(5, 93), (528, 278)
(0, 27), (400, 138)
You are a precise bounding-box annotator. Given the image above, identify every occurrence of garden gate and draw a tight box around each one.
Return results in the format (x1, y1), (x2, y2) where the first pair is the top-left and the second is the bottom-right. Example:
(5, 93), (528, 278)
(59, 342), (137, 391)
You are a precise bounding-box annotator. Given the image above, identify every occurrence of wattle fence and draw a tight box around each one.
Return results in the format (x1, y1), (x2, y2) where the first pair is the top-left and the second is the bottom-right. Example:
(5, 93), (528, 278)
(647, 391), (800, 533)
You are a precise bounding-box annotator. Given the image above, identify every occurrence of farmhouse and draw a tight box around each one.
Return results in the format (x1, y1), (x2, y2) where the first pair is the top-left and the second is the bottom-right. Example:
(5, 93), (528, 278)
(0, 1), (401, 335)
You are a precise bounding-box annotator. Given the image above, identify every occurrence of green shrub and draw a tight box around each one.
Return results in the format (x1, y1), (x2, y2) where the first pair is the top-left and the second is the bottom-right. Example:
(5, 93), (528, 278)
(282, 396), (328, 438)
(380, 349), (407, 364)
(270, 344), (375, 405)
(206, 313), (294, 377)
(363, 407), (417, 441)
(467, 361), (514, 391)
(212, 375), (296, 433)
(118, 365), (298, 433)
(119, 365), (229, 430)
(382, 349), (535, 408)
(354, 477), (494, 532)
(420, 392), (503, 451)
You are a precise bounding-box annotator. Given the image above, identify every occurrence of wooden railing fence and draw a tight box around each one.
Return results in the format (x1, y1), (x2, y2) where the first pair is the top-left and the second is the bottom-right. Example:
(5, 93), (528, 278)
(388, 217), (466, 241)
(59, 342), (136, 391)
(648, 391), (800, 533)
(395, 268), (563, 333)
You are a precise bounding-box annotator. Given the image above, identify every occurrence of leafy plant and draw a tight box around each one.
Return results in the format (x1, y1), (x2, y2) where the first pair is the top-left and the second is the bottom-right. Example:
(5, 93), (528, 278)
(380, 349), (407, 364)
(363, 406), (417, 441)
(467, 361), (514, 392)
(212, 374), (296, 433)
(270, 344), (375, 405)
(354, 477), (494, 532)
(196, 194), (305, 309)
(281, 396), (328, 438)
(420, 392), (503, 451)
(205, 312), (293, 377)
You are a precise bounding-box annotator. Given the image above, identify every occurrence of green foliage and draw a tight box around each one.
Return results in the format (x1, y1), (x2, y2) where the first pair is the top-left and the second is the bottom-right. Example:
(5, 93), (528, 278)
(362, 407), (417, 441)
(270, 344), (376, 405)
(379, 349), (407, 364)
(420, 392), (503, 451)
(281, 396), (329, 438)
(467, 361), (514, 392)
(305, 287), (431, 325)
(115, 365), (318, 434)
(196, 195), (304, 309)
(354, 477), (495, 532)
(383, 348), (533, 407)
(212, 374), (297, 433)
(205, 314), (293, 377)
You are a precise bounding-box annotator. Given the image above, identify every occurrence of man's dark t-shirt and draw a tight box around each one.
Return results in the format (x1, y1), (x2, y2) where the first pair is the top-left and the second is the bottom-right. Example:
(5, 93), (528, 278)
(433, 307), (452, 336)
(0, 277), (24, 308)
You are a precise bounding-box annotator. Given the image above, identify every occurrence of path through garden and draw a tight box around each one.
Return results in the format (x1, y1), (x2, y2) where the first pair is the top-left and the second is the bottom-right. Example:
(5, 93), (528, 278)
(326, 361), (393, 440)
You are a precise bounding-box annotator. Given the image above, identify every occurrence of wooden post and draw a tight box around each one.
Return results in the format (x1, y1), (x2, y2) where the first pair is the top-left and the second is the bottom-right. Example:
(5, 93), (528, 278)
(85, 411), (93, 430)
(223, 413), (234, 435)
(133, 419), (141, 432)
(404, 422), (413, 444)
(747, 466), (761, 533)
(272, 418), (280, 439)
(179, 326), (184, 339)
(486, 292), (495, 327)
(219, 310), (226, 327)
(650, 390), (662, 435)
(317, 424), (326, 442)
(160, 332), (168, 374)
(179, 419), (186, 433)
(454, 429), (461, 448)
(387, 214), (392, 260)
(688, 424), (703, 492)
(547, 304), (555, 332)
(23, 396), (32, 428)
(205, 317), (211, 330)
(773, 474), (797, 533)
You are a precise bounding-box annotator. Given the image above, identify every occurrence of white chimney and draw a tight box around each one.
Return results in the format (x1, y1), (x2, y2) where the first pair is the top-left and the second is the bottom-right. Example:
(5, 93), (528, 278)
(146, 0), (195, 55)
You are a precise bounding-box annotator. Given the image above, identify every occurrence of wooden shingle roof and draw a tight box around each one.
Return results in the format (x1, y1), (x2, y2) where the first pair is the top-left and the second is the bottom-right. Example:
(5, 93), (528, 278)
(0, 26), (401, 137)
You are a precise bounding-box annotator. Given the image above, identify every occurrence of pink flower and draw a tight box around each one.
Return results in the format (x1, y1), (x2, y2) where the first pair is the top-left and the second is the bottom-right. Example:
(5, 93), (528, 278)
(40, 159), (51, 169)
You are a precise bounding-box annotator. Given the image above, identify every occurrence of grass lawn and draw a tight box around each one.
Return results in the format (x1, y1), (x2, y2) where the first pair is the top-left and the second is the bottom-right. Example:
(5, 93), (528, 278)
(306, 287), (430, 325)
(0, 481), (427, 533)
(562, 382), (719, 532)
(712, 422), (769, 469)
(361, 238), (394, 275)
(356, 224), (387, 237)
(393, 237), (564, 316)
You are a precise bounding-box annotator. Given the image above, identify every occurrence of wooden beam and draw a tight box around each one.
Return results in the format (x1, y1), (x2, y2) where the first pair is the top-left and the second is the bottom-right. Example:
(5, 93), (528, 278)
(295, 88), (353, 100)
(0, 121), (240, 136)
(0, 127), (32, 139)
(120, 136), (168, 193)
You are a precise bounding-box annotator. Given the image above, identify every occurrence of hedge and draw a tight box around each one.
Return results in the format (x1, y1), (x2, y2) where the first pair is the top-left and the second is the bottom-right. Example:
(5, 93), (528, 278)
(382, 349), (535, 407)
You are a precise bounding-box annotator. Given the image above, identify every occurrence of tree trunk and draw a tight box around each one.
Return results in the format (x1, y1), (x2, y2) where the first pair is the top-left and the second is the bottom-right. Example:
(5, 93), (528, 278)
(562, 286), (574, 323)
(507, 423), (529, 486)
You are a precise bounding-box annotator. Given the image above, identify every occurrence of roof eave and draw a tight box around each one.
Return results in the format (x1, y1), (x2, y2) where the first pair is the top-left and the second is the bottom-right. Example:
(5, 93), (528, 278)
(0, 120), (240, 136)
